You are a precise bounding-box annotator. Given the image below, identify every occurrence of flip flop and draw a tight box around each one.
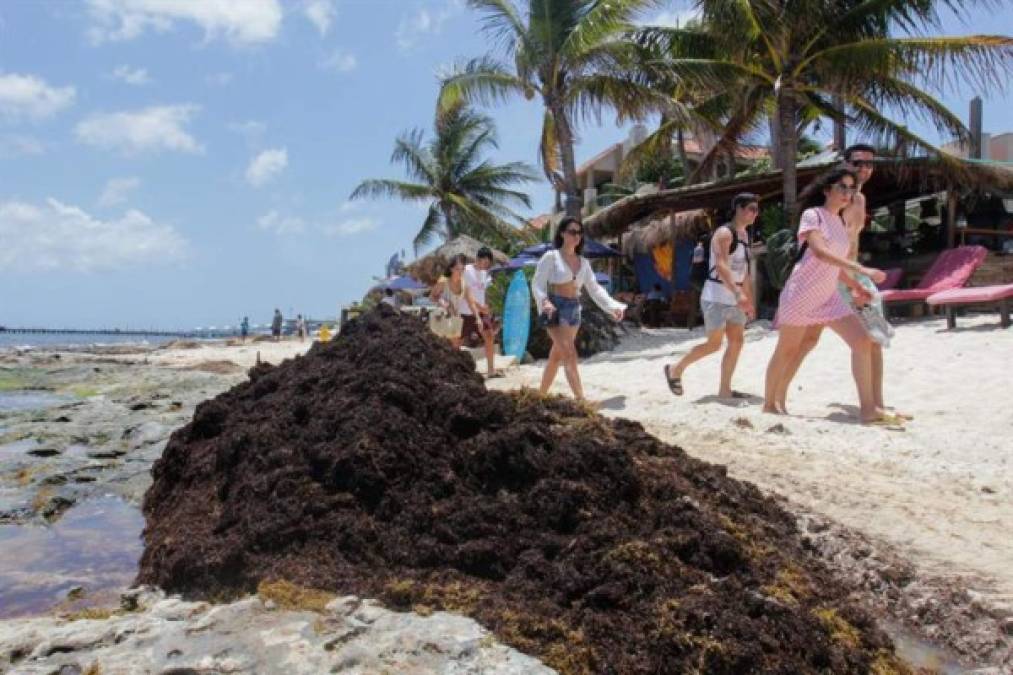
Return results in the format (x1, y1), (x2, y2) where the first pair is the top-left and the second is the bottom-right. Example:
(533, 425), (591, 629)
(864, 414), (905, 430)
(663, 365), (683, 396)
(730, 391), (751, 399)
(485, 371), (506, 379)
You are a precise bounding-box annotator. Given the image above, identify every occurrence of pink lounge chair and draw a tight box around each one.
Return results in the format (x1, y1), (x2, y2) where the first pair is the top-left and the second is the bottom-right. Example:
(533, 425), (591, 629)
(879, 246), (988, 315)
(927, 283), (1013, 328)
(875, 267), (904, 291)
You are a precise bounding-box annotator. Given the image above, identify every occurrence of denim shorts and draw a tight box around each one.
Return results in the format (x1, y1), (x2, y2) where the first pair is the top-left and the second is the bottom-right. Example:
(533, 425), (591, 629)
(544, 294), (582, 327)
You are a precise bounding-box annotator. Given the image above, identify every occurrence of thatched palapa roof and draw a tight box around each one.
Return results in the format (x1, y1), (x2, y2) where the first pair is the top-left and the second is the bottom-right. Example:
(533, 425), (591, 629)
(621, 209), (714, 257)
(586, 157), (1013, 239)
(405, 235), (510, 285)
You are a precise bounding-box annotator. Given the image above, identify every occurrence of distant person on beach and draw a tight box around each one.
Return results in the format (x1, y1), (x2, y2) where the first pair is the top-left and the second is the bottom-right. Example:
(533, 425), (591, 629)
(431, 255), (480, 351)
(763, 168), (897, 426)
(464, 247), (503, 379)
(296, 314), (307, 342)
(644, 283), (666, 326)
(381, 288), (398, 308)
(664, 193), (758, 398)
(240, 316), (249, 343)
(778, 145), (908, 421)
(271, 309), (283, 341)
(532, 216), (626, 401)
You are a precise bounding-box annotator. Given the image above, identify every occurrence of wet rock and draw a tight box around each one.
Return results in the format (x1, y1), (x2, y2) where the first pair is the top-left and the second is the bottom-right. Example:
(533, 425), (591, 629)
(0, 590), (551, 674)
(27, 448), (60, 458)
(40, 495), (75, 521)
(766, 423), (791, 435)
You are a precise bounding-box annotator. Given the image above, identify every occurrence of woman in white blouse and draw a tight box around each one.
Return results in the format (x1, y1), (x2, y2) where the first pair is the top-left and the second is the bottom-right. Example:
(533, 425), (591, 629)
(532, 217), (626, 400)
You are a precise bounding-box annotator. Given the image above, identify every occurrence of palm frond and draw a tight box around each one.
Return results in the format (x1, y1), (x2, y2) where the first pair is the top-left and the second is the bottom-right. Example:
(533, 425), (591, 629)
(565, 72), (672, 126)
(438, 56), (531, 114)
(390, 130), (437, 185)
(538, 108), (560, 183)
(349, 179), (434, 203)
(560, 0), (658, 60)
(468, 0), (532, 55)
(804, 36), (1013, 96)
(413, 205), (447, 255)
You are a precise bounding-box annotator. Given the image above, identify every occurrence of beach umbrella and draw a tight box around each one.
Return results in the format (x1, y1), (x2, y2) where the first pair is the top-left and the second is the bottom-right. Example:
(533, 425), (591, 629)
(490, 256), (538, 275)
(517, 239), (619, 259)
(378, 275), (427, 291)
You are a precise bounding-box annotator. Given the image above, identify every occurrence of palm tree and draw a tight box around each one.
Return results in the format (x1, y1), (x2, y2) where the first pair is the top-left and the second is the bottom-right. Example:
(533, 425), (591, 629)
(640, 0), (1013, 217)
(438, 0), (674, 218)
(350, 103), (539, 253)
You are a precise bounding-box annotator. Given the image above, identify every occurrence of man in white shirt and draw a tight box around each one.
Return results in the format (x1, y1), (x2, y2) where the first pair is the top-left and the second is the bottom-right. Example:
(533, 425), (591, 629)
(463, 247), (501, 378)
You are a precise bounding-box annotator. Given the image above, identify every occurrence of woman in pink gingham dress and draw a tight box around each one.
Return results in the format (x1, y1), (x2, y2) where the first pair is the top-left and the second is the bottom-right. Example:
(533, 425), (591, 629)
(764, 168), (892, 425)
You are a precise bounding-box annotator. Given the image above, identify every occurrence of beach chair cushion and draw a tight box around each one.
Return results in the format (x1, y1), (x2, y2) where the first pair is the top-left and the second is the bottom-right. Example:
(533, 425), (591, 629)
(926, 283), (1013, 306)
(879, 288), (935, 303)
(881, 245), (988, 304)
(875, 267), (904, 291)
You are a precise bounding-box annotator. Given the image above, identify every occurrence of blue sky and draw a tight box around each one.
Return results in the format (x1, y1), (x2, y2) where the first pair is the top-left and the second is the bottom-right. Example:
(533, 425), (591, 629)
(1, 0), (1010, 330)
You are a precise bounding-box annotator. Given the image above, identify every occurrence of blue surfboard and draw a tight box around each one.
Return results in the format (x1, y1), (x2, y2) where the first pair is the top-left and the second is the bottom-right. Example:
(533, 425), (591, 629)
(501, 270), (531, 361)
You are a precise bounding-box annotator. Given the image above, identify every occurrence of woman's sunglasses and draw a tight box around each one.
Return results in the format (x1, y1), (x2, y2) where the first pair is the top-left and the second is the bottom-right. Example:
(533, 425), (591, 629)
(833, 183), (858, 195)
(564, 228), (583, 236)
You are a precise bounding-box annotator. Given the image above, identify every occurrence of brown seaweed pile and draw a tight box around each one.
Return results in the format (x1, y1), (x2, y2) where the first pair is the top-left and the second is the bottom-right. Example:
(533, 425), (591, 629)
(137, 306), (909, 674)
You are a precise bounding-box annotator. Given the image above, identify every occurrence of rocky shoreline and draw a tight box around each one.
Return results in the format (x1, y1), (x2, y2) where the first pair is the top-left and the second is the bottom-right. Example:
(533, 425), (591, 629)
(1, 342), (1010, 673)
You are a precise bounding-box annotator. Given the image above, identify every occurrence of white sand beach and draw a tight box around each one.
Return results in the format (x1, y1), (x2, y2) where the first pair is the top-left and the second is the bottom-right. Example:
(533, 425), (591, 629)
(490, 315), (1013, 617)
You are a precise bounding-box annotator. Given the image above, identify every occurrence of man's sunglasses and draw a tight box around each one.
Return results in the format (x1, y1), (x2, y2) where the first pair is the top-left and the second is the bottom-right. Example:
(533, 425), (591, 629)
(850, 160), (874, 168)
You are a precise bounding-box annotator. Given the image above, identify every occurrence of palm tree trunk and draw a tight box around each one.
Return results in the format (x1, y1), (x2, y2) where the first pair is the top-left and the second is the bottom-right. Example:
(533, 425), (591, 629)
(768, 115), (781, 169)
(441, 203), (455, 242)
(777, 86), (799, 222)
(675, 128), (690, 185)
(832, 94), (846, 152)
(552, 105), (582, 218)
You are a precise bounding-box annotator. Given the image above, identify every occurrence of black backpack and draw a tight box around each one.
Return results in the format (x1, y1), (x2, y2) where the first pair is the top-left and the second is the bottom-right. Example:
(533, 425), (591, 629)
(691, 226), (748, 289)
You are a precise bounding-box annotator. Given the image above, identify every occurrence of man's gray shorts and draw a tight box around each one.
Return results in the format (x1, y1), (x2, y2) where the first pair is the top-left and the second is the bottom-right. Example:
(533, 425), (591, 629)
(701, 300), (747, 333)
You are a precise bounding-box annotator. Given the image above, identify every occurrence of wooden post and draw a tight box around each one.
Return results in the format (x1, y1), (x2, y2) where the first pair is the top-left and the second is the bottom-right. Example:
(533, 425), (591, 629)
(946, 188), (958, 249)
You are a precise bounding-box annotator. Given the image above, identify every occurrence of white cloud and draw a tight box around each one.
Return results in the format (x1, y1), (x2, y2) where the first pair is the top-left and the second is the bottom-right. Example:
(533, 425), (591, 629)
(0, 72), (76, 120)
(98, 176), (141, 207)
(303, 0), (336, 35)
(0, 198), (187, 272)
(646, 7), (701, 27)
(0, 134), (46, 158)
(319, 49), (357, 72)
(245, 147), (288, 187)
(205, 71), (233, 86)
(257, 210), (305, 235)
(75, 105), (203, 155)
(396, 1), (461, 51)
(85, 0), (283, 46)
(322, 217), (378, 237)
(110, 64), (152, 85)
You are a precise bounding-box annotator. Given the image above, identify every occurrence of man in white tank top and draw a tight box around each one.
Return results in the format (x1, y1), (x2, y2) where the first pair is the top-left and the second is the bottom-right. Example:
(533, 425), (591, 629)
(664, 193), (758, 398)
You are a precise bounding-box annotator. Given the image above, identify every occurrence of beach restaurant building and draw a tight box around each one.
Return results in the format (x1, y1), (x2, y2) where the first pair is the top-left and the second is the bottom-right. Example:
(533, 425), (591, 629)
(583, 155), (1013, 325)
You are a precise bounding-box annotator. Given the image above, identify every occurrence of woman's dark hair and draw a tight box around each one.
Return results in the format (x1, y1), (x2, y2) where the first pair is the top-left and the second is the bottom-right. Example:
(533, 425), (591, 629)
(443, 254), (468, 277)
(726, 192), (759, 222)
(476, 246), (493, 262)
(553, 216), (585, 256)
(799, 167), (857, 211)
